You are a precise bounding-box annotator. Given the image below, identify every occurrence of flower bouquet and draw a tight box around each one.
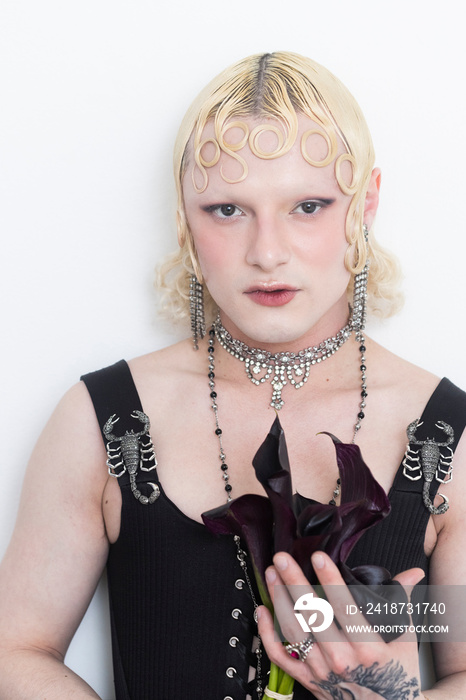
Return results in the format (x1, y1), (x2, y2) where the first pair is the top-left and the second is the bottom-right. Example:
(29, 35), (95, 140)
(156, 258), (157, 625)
(202, 417), (410, 699)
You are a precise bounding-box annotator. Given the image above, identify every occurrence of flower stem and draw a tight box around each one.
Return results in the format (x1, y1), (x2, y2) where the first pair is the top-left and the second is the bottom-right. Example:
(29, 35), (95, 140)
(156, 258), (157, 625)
(265, 662), (295, 698)
(278, 671), (295, 695)
(268, 662), (280, 689)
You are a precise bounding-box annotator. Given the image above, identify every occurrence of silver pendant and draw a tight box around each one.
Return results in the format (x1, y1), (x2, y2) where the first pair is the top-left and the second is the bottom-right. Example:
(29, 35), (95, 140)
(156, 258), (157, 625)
(402, 419), (454, 514)
(214, 315), (352, 410)
(103, 410), (160, 505)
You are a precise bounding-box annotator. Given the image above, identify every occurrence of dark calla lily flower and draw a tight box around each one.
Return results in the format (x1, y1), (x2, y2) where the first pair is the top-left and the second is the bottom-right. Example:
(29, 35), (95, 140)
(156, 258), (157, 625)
(202, 416), (410, 642)
(290, 432), (391, 582)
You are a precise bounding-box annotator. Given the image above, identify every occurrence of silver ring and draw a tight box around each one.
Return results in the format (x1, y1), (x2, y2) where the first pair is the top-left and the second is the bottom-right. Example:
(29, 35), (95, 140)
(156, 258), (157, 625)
(285, 634), (315, 662)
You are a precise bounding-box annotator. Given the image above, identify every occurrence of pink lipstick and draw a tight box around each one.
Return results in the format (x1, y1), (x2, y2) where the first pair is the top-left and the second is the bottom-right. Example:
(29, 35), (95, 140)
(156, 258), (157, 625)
(245, 285), (298, 307)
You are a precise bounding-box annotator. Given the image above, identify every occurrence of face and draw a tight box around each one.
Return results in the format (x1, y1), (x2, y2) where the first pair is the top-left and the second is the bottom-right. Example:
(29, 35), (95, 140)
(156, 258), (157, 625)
(183, 115), (356, 349)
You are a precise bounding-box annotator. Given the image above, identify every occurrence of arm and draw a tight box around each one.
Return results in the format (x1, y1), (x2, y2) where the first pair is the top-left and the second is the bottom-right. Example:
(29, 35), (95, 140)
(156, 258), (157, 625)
(0, 382), (110, 699)
(421, 430), (466, 698)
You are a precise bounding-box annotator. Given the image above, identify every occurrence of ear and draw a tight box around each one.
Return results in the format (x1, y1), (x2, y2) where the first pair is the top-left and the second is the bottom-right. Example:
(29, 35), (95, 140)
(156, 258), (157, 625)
(363, 168), (381, 230)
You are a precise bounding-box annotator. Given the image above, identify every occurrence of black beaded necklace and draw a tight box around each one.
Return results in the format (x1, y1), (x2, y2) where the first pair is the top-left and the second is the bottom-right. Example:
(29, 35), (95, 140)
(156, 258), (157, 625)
(207, 325), (368, 504)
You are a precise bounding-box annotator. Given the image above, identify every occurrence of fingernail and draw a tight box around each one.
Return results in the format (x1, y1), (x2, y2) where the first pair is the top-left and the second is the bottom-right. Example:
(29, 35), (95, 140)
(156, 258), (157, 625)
(312, 553), (325, 570)
(266, 568), (277, 583)
(274, 554), (288, 571)
(256, 607), (262, 621)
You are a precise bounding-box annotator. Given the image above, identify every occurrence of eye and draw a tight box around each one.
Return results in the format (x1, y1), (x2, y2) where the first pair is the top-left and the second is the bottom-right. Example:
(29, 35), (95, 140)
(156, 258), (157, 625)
(293, 201), (322, 215)
(204, 203), (243, 219)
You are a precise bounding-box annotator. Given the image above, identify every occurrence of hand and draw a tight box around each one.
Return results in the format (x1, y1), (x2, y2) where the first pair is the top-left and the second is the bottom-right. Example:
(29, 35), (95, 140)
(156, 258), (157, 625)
(257, 551), (425, 699)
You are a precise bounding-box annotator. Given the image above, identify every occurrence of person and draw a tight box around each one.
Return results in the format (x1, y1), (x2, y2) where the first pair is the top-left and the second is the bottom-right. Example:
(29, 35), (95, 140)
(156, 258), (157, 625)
(0, 51), (465, 700)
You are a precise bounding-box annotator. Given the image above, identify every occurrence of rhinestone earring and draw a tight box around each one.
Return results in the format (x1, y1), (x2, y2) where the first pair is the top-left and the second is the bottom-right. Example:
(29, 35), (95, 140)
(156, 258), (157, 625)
(189, 274), (206, 350)
(351, 224), (370, 333)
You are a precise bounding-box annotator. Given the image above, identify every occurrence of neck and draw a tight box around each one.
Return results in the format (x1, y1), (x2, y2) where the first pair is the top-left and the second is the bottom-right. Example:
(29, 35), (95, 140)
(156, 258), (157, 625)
(216, 303), (352, 357)
(214, 311), (352, 357)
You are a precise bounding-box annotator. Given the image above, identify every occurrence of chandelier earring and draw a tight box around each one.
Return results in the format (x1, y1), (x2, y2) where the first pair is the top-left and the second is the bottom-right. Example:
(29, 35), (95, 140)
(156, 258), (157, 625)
(351, 224), (370, 334)
(189, 274), (206, 350)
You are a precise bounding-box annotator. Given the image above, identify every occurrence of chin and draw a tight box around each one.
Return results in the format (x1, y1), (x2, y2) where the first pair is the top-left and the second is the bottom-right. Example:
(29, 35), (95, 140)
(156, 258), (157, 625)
(228, 316), (315, 348)
(219, 299), (350, 350)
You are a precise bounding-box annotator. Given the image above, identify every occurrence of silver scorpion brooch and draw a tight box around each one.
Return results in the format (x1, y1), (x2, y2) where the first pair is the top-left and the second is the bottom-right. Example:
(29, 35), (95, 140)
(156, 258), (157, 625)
(402, 418), (454, 514)
(103, 410), (160, 505)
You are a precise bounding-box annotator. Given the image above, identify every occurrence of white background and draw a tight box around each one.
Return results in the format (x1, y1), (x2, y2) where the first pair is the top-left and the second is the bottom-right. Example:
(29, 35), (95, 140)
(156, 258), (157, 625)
(1, 1), (465, 697)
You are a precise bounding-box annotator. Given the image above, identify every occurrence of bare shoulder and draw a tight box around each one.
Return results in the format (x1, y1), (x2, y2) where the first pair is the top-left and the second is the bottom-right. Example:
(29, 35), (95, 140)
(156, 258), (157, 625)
(352, 338), (448, 492)
(127, 338), (201, 403)
(129, 338), (195, 375)
(367, 337), (442, 414)
(11, 378), (109, 545)
(30, 379), (108, 487)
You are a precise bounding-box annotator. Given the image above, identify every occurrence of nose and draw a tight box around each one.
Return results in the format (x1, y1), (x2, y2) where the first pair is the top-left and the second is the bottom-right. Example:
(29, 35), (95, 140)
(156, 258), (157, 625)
(245, 216), (291, 272)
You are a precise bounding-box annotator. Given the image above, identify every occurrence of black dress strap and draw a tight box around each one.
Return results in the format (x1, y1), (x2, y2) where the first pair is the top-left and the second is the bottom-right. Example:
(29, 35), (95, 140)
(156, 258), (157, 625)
(81, 359), (143, 444)
(81, 360), (159, 496)
(391, 377), (466, 496)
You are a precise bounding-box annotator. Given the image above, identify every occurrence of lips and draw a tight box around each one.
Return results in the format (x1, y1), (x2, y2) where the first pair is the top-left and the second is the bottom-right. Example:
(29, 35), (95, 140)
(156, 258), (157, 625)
(245, 285), (298, 307)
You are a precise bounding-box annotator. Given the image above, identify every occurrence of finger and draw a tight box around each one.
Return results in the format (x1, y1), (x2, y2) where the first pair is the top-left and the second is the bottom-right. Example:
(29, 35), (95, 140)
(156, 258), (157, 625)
(256, 604), (308, 674)
(270, 554), (344, 644)
(266, 565), (315, 644)
(393, 567), (425, 592)
(313, 554), (423, 646)
(257, 605), (326, 689)
(309, 552), (381, 645)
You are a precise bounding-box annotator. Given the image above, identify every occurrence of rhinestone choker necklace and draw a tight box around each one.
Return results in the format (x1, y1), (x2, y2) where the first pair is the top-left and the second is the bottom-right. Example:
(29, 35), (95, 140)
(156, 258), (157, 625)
(213, 314), (353, 411)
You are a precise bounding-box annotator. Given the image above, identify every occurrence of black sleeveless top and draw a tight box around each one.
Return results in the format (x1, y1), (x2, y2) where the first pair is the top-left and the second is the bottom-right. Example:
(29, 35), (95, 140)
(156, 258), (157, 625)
(81, 361), (466, 700)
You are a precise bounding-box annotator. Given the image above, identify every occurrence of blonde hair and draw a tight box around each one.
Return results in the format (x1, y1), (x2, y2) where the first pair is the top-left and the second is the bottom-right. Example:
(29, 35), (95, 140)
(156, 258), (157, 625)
(158, 51), (402, 325)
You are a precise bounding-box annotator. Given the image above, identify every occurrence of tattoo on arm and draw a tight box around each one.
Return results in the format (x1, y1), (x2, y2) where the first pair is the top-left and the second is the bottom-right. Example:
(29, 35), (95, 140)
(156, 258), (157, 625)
(311, 660), (420, 699)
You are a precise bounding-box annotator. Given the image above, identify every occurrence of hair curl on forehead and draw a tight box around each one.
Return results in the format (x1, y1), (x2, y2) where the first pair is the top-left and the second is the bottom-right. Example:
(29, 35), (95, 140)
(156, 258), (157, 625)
(190, 55), (357, 196)
(158, 52), (403, 326)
